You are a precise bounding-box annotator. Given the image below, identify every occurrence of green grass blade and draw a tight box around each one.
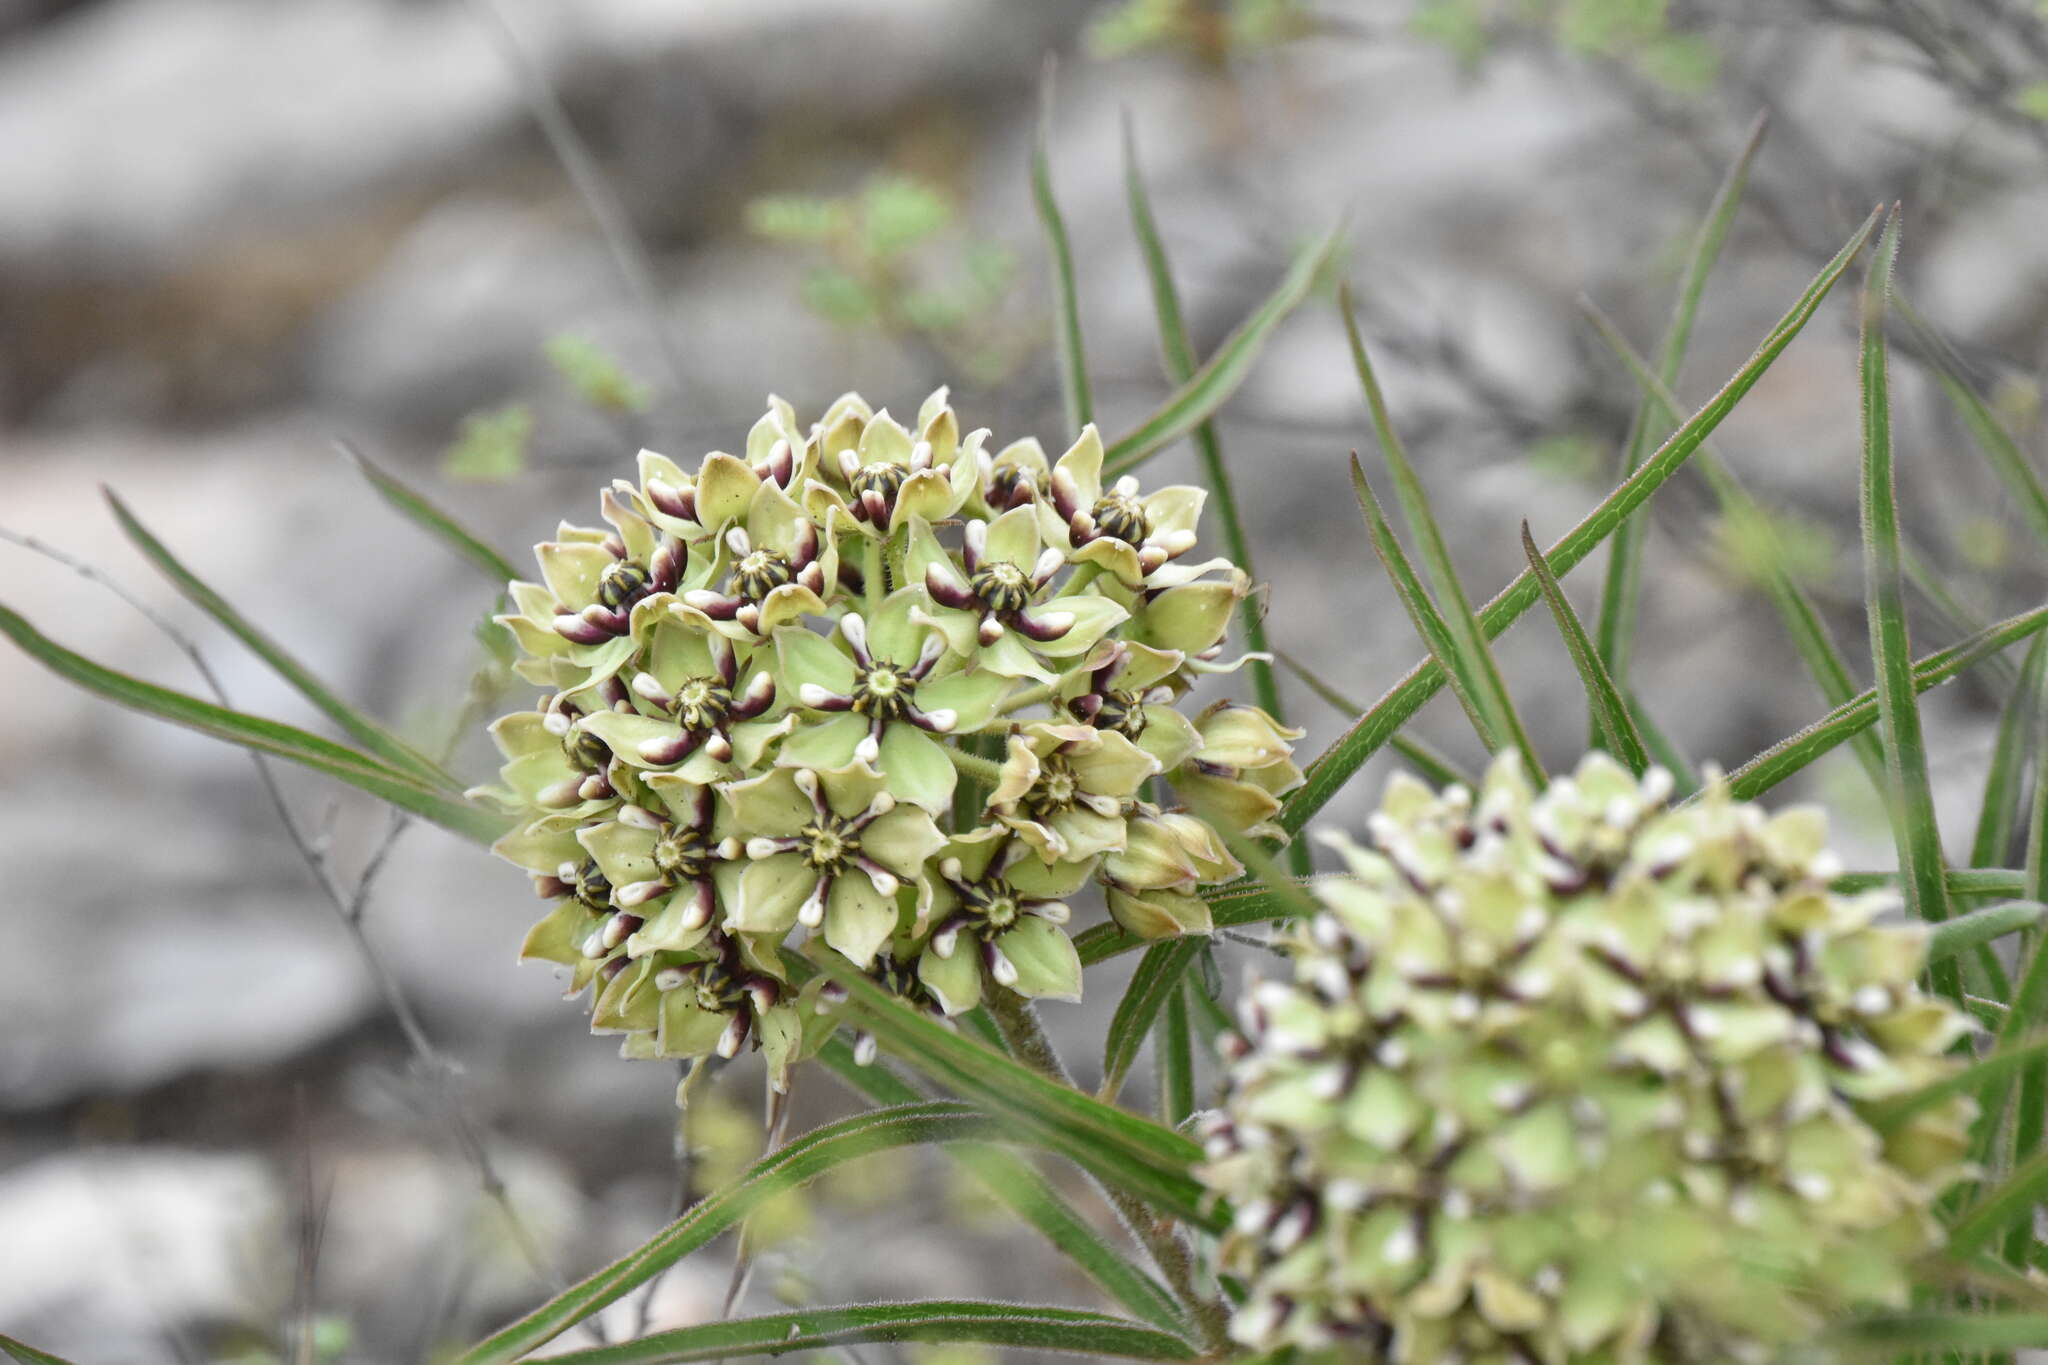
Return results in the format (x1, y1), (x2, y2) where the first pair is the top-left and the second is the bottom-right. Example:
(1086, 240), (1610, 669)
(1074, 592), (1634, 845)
(530, 1300), (1198, 1364)
(1984, 668), (2048, 1247)
(1281, 207), (1883, 838)
(1723, 604), (2048, 801)
(1033, 64), (1090, 433)
(1520, 520), (1650, 775)
(1157, 980), (1197, 1130)
(1593, 113), (1769, 696)
(1122, 115), (1297, 872)
(1950, 1144), (2048, 1261)
(1864, 1035), (2048, 1135)
(1343, 298), (1544, 783)
(818, 1043), (1189, 1334)
(1856, 211), (1953, 983)
(1928, 902), (2047, 966)
(1276, 649), (1475, 789)
(1576, 296), (1888, 793)
(104, 490), (458, 793)
(812, 958), (1214, 1226)
(340, 440), (519, 584)
(0, 1335), (77, 1365)
(1347, 455), (1500, 750)
(1896, 293), (2048, 550)
(1971, 636), (2048, 986)
(1102, 938), (1206, 1103)
(1831, 1312), (2048, 1352)
(1101, 224), (1342, 478)
(0, 604), (505, 845)
(459, 1103), (1002, 1364)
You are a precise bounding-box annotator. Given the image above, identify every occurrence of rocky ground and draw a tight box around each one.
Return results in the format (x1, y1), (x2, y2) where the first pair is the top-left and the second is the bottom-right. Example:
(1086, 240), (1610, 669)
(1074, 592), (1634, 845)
(4, 1), (2046, 1359)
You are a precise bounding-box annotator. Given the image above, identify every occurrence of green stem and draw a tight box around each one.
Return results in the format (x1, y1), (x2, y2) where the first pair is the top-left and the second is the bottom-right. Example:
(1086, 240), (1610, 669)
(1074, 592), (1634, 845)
(984, 991), (1232, 1354)
(945, 745), (1005, 787)
(1054, 561), (1103, 598)
(998, 682), (1057, 716)
(864, 536), (883, 618)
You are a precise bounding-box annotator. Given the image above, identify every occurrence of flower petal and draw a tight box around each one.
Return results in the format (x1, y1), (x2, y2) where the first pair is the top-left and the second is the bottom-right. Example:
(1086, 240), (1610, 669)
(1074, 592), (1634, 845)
(576, 820), (660, 887)
(998, 917), (1082, 1002)
(719, 767), (813, 836)
(860, 804), (947, 876)
(775, 712), (869, 772)
(919, 944), (983, 1016)
(775, 626), (858, 696)
(825, 876), (902, 968)
(1025, 594), (1129, 658)
(727, 852), (813, 934)
(914, 668), (1012, 733)
(876, 724), (957, 815)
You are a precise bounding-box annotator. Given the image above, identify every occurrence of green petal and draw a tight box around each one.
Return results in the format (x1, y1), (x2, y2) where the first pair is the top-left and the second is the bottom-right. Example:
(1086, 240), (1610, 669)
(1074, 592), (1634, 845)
(984, 505), (1042, 569)
(1073, 537), (1144, 589)
(976, 631), (1057, 682)
(867, 586), (937, 667)
(857, 410), (914, 466)
(758, 1002), (803, 1092)
(902, 516), (957, 596)
(1007, 853), (1093, 899)
(892, 467), (964, 529)
(775, 712), (868, 772)
(658, 991), (731, 1058)
(488, 710), (558, 760)
(520, 901), (590, 966)
(1051, 424), (1104, 505)
(694, 453), (760, 530)
(1069, 729), (1161, 799)
(859, 804), (947, 875)
(775, 625), (857, 695)
(628, 893), (717, 956)
(876, 725), (956, 814)
(1136, 580), (1243, 654)
(915, 668), (1012, 733)
(919, 943), (983, 1016)
(646, 620), (717, 687)
(727, 853), (813, 934)
(1045, 805), (1129, 862)
(997, 917), (1082, 1002)
(1107, 887), (1212, 939)
(576, 820), (659, 886)
(746, 479), (809, 555)
(719, 767), (813, 836)
(536, 541), (615, 607)
(494, 822), (584, 875)
(576, 711), (689, 770)
(825, 876), (902, 967)
(1026, 593), (1129, 658)
(1137, 706), (1201, 771)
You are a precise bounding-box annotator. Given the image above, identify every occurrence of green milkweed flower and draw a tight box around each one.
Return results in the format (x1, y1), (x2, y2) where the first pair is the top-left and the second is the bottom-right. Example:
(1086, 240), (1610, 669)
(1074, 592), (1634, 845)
(481, 390), (1295, 1098)
(1197, 752), (1973, 1362)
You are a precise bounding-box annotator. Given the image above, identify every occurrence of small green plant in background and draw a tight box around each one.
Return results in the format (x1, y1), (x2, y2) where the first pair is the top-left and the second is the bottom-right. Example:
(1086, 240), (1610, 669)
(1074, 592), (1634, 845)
(1085, 0), (1314, 65)
(747, 174), (1023, 386)
(1414, 0), (1719, 92)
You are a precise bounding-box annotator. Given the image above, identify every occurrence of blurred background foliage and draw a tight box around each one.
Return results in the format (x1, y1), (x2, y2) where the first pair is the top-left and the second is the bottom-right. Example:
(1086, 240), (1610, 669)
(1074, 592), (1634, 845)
(5, 0), (2048, 1360)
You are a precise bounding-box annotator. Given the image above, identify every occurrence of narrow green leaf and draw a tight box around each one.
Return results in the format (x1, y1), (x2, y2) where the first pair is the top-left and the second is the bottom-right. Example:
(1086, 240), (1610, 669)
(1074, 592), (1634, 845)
(459, 1103), (1002, 1364)
(1624, 689), (1699, 796)
(1282, 207), (1883, 838)
(1896, 292), (2048, 551)
(1101, 223), (1343, 478)
(1928, 902), (2047, 965)
(1985, 662), (2048, 1230)
(812, 958), (1216, 1227)
(1076, 882), (1325, 968)
(1346, 454), (1500, 750)
(1594, 113), (1768, 695)
(1102, 938), (1206, 1103)
(816, 1041), (1189, 1335)
(532, 1300), (1198, 1365)
(0, 604), (505, 845)
(1950, 1143), (2048, 1260)
(105, 490), (458, 793)
(1343, 301), (1544, 784)
(1123, 115), (1294, 870)
(1864, 1035), (2048, 1135)
(1835, 868), (2024, 897)
(1156, 979), (1197, 1131)
(1576, 296), (1887, 793)
(1831, 1312), (2048, 1352)
(1276, 648), (1477, 789)
(0, 1335), (78, 1365)
(1033, 65), (1091, 433)
(1856, 212), (1952, 992)
(1723, 603), (2048, 801)
(1520, 520), (1650, 775)
(339, 440), (520, 584)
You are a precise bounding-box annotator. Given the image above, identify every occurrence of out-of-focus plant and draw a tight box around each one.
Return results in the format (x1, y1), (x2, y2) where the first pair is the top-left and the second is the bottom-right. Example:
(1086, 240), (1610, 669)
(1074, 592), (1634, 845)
(1414, 0), (1719, 91)
(1085, 0), (1314, 65)
(747, 174), (1024, 386)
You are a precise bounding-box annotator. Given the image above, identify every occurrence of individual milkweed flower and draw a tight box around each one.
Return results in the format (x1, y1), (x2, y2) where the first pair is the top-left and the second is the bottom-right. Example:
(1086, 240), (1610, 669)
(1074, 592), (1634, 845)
(802, 395), (979, 536)
(774, 588), (1011, 813)
(721, 763), (946, 969)
(907, 509), (1129, 679)
(627, 399), (807, 541)
(1060, 639), (1201, 771)
(987, 720), (1160, 862)
(573, 775), (740, 958)
(1198, 752), (1973, 1362)
(650, 928), (805, 1088)
(1036, 426), (1204, 587)
(573, 616), (783, 780)
(915, 833), (1088, 1014)
(1170, 701), (1305, 839)
(679, 480), (833, 639)
(1099, 805), (1241, 939)
(469, 705), (622, 817)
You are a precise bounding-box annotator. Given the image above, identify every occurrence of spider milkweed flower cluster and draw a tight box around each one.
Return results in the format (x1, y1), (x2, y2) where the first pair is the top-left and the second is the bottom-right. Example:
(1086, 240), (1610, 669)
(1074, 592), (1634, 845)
(473, 390), (1300, 1095)
(1198, 753), (1973, 1363)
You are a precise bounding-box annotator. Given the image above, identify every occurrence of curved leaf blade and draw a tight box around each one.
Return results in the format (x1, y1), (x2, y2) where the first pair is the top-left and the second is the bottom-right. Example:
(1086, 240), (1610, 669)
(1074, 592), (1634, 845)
(340, 440), (520, 585)
(1520, 519), (1649, 775)
(1101, 938), (1205, 1103)
(0, 1335), (77, 1365)
(1927, 901), (2046, 966)
(1033, 65), (1091, 433)
(0, 603), (505, 845)
(534, 1300), (1198, 1364)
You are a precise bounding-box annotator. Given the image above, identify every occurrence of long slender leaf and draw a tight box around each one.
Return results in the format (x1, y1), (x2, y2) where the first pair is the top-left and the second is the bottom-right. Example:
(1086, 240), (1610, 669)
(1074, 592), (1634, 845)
(1594, 113), (1768, 695)
(1156, 980), (1197, 1131)
(0, 604), (505, 845)
(1950, 1143), (2048, 1260)
(1864, 1035), (2048, 1134)
(1576, 296), (1888, 793)
(1857, 211), (1953, 991)
(1896, 293), (2048, 550)
(1282, 207), (1883, 838)
(812, 959), (1215, 1227)
(1102, 938), (1206, 1103)
(1928, 902), (2047, 965)
(1101, 224), (1342, 478)
(815, 1039), (1190, 1335)
(460, 1103), (1002, 1364)
(1831, 1312), (2048, 1352)
(1983, 666), (2048, 1232)
(339, 440), (519, 584)
(1835, 868), (2024, 897)
(1723, 603), (2048, 801)
(104, 490), (457, 792)
(1033, 66), (1090, 434)
(534, 1300), (1198, 1365)
(1520, 520), (1649, 775)
(0, 1336), (77, 1365)
(1276, 649), (1476, 789)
